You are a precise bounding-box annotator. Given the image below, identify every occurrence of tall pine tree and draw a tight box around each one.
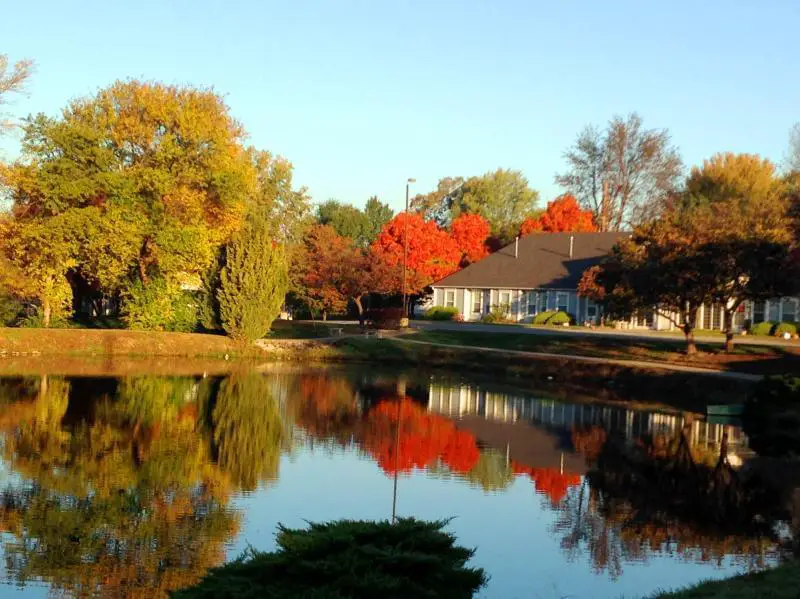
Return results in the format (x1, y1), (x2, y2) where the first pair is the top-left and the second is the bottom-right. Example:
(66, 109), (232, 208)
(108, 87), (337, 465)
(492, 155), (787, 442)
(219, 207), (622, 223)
(218, 219), (288, 341)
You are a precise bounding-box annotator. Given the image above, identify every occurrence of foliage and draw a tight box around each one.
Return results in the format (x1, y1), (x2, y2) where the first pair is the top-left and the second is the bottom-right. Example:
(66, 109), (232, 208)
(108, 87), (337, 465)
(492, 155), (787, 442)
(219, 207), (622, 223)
(363, 196), (394, 243)
(520, 194), (596, 235)
(749, 321), (775, 336)
(450, 213), (490, 265)
(424, 306), (460, 321)
(459, 168), (539, 244)
(480, 306), (512, 324)
(317, 200), (372, 245)
(371, 213), (461, 295)
(532, 310), (556, 324)
(0, 291), (24, 325)
(122, 277), (198, 332)
(1, 80), (257, 313)
(218, 220), (288, 341)
(743, 375), (800, 456)
(0, 54), (33, 133)
(409, 176), (466, 227)
(212, 373), (287, 491)
(172, 518), (487, 599)
(556, 113), (683, 230)
(773, 322), (797, 337)
(365, 307), (405, 329)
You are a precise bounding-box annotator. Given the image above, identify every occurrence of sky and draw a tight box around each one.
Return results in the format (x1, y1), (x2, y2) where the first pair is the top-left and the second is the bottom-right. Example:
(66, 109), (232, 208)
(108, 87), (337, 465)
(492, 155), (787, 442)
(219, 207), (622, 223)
(1, 0), (799, 213)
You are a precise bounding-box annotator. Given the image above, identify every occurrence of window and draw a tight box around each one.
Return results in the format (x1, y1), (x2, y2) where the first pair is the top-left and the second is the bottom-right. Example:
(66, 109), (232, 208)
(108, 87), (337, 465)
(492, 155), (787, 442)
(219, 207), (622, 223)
(527, 292), (537, 316)
(782, 298), (797, 322)
(472, 290), (482, 314)
(499, 291), (511, 313)
(445, 290), (455, 308)
(753, 301), (765, 323)
(538, 292), (548, 313)
(587, 300), (598, 320)
(768, 300), (780, 322)
(556, 292), (569, 313)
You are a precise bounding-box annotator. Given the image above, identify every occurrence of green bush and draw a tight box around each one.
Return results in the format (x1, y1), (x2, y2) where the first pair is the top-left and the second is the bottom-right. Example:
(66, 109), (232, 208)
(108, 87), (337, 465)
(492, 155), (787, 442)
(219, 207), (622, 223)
(773, 322), (797, 337)
(750, 321), (775, 336)
(218, 220), (288, 342)
(172, 518), (487, 599)
(0, 293), (24, 326)
(743, 376), (800, 457)
(548, 311), (574, 326)
(481, 307), (511, 324)
(425, 306), (460, 321)
(532, 310), (573, 326)
(122, 278), (198, 332)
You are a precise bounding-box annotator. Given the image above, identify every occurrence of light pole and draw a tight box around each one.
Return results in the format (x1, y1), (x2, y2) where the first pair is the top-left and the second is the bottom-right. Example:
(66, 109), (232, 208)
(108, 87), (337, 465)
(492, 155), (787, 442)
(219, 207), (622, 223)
(401, 178), (415, 319)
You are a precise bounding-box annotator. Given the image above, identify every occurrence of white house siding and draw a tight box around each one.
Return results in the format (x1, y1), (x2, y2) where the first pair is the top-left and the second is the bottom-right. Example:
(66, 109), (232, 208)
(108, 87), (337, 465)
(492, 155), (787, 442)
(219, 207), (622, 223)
(430, 287), (587, 323)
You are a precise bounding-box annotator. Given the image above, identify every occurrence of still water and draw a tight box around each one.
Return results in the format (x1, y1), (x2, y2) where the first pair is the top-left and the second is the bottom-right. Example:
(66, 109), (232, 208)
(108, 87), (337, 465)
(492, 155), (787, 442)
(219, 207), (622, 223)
(0, 367), (791, 598)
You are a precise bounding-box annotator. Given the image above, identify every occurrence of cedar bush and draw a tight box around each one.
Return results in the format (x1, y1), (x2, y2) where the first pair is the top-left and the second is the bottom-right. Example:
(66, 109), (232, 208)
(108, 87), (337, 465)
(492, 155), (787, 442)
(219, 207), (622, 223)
(218, 221), (288, 342)
(171, 518), (487, 599)
(533, 310), (555, 324)
(533, 310), (573, 326)
(750, 321), (776, 336)
(425, 306), (460, 321)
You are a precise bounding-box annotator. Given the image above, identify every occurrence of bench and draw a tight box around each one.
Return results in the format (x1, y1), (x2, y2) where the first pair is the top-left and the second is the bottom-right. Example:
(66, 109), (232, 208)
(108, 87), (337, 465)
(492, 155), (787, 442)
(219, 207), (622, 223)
(329, 327), (344, 337)
(364, 329), (380, 338)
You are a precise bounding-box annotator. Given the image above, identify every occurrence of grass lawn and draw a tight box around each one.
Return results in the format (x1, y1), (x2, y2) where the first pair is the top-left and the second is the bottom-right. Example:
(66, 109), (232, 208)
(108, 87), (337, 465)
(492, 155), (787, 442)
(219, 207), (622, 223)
(653, 562), (800, 598)
(267, 320), (362, 339)
(407, 330), (800, 376)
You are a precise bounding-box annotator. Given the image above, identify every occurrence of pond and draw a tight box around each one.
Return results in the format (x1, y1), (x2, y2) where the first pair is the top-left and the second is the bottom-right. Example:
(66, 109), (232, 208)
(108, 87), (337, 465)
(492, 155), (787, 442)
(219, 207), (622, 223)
(0, 366), (793, 598)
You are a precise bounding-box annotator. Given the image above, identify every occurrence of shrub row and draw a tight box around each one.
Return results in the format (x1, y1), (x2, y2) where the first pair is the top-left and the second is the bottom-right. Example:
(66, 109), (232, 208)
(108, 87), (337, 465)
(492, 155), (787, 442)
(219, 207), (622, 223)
(749, 321), (797, 337)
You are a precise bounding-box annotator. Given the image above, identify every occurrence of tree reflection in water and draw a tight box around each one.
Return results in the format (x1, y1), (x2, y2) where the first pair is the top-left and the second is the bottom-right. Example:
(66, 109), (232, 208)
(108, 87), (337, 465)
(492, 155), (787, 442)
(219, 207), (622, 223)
(554, 423), (788, 579)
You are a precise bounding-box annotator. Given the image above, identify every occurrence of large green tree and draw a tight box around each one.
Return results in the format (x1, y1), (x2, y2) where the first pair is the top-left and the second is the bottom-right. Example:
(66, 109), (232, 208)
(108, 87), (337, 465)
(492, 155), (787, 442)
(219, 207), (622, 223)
(218, 218), (288, 341)
(363, 195), (394, 243)
(458, 169), (539, 244)
(317, 200), (371, 245)
(1, 80), (257, 322)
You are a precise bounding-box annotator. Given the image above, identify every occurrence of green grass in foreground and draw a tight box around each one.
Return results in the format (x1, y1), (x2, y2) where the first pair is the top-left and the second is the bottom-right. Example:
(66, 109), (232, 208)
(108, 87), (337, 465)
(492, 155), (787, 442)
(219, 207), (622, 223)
(408, 330), (800, 375)
(653, 562), (800, 598)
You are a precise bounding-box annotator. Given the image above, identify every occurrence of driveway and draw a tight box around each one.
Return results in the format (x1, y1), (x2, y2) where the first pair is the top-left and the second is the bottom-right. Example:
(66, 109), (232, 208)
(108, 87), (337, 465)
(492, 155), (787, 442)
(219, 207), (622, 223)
(409, 320), (799, 348)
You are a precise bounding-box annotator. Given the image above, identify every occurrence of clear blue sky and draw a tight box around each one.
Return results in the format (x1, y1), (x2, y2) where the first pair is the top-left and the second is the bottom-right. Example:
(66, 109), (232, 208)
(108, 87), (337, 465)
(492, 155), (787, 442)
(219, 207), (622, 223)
(1, 0), (798, 212)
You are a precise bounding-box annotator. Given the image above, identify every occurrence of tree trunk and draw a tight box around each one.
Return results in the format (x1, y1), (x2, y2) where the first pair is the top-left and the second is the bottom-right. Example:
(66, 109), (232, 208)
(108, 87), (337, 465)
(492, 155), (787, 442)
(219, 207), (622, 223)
(42, 297), (52, 328)
(682, 323), (697, 356)
(723, 309), (736, 353)
(354, 296), (365, 327)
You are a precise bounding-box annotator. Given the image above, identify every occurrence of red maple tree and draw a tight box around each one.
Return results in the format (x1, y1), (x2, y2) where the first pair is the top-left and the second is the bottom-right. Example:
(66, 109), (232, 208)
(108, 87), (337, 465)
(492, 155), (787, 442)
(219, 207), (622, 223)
(520, 194), (596, 235)
(450, 213), (490, 265)
(371, 213), (462, 294)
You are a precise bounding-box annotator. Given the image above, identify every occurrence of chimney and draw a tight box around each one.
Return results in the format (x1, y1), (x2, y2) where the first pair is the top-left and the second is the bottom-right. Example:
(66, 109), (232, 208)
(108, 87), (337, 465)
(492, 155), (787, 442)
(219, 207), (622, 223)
(515, 236), (519, 258)
(569, 235), (574, 259)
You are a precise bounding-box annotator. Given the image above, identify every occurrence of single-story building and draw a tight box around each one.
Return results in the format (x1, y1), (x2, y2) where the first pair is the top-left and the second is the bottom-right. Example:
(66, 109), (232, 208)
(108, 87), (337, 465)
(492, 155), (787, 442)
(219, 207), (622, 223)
(426, 231), (799, 331)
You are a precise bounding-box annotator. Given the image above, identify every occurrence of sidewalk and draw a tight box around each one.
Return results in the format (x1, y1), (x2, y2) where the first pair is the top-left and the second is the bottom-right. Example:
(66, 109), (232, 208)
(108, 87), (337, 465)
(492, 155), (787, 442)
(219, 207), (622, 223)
(388, 337), (763, 382)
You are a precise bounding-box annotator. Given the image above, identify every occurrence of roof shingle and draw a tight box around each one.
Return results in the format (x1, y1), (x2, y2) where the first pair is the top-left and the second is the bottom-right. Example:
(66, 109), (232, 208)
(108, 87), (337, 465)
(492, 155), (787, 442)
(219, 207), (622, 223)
(433, 232), (626, 290)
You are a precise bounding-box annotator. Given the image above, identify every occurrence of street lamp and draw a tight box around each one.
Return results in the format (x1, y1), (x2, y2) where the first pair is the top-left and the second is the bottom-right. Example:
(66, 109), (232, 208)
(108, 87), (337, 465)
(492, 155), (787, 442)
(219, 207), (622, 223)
(401, 178), (416, 319)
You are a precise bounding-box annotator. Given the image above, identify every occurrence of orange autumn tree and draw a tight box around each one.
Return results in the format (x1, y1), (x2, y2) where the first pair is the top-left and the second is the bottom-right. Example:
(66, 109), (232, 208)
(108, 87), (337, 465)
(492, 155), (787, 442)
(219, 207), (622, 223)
(520, 194), (597, 235)
(371, 213), (461, 295)
(361, 399), (479, 475)
(450, 213), (491, 265)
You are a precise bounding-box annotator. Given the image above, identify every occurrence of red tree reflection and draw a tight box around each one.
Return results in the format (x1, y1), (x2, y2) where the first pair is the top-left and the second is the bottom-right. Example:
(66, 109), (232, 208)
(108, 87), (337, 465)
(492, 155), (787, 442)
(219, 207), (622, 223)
(362, 399), (480, 475)
(512, 461), (582, 505)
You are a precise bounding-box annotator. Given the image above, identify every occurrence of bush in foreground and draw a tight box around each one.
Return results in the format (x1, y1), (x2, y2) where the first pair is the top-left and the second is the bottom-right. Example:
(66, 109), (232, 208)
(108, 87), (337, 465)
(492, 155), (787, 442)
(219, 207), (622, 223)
(171, 518), (486, 599)
(749, 321), (775, 336)
(425, 306), (460, 321)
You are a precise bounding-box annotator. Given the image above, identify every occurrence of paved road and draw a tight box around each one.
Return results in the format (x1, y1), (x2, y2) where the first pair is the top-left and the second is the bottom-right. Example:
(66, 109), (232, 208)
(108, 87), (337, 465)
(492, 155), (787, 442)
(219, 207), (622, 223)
(408, 320), (799, 348)
(389, 337), (762, 381)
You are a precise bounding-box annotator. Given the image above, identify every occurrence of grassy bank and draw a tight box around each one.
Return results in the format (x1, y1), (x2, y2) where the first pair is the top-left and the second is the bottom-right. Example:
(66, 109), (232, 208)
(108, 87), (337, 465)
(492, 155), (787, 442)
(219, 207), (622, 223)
(407, 330), (800, 376)
(654, 562), (800, 598)
(332, 337), (752, 411)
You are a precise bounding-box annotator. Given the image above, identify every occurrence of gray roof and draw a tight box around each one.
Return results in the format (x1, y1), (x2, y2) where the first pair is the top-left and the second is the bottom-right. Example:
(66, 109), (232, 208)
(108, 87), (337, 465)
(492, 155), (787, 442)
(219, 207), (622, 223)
(433, 232), (627, 290)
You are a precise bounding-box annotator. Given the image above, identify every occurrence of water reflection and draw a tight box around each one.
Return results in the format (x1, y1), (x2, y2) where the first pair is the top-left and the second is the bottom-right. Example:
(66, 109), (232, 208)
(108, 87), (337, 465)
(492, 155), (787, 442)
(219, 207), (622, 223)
(0, 369), (794, 598)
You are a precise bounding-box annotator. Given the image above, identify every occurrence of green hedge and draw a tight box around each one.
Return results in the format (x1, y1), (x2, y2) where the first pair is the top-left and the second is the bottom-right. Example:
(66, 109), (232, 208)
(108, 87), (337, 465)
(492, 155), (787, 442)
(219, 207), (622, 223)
(532, 310), (574, 326)
(773, 322), (797, 337)
(425, 306), (459, 321)
(750, 321), (775, 336)
(172, 518), (487, 599)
